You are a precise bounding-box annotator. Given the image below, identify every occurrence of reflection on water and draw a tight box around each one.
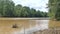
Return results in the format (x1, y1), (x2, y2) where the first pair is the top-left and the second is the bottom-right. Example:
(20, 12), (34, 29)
(0, 18), (49, 34)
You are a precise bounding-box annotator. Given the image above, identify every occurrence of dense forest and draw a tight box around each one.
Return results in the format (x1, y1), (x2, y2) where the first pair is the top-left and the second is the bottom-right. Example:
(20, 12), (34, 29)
(48, 0), (60, 20)
(0, 0), (48, 17)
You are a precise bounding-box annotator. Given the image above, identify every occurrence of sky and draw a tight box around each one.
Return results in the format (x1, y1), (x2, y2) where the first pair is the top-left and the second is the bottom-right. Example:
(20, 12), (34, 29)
(12, 0), (49, 12)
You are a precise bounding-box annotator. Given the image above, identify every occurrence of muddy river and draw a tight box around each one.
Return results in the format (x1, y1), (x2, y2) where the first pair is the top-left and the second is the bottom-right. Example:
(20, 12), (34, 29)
(0, 18), (49, 34)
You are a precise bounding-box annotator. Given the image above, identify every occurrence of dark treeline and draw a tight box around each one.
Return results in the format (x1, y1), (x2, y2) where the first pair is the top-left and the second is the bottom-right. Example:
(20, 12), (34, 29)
(0, 0), (48, 17)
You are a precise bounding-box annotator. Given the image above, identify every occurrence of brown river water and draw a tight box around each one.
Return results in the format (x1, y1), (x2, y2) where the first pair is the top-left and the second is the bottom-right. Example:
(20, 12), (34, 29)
(0, 18), (49, 34)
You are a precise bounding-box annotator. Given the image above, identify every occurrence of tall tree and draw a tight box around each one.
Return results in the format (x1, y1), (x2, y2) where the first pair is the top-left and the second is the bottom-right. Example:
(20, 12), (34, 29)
(48, 0), (58, 19)
(55, 0), (60, 20)
(0, 0), (15, 17)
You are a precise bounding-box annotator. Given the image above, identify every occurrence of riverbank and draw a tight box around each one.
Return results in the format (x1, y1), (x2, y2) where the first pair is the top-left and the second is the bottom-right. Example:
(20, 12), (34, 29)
(0, 17), (50, 20)
(49, 20), (60, 28)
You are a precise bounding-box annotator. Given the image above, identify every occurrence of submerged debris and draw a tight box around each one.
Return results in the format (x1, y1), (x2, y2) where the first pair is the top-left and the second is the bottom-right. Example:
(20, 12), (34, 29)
(12, 24), (18, 28)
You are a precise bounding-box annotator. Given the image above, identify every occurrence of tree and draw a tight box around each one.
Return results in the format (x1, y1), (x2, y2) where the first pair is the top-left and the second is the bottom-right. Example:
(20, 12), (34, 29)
(55, 0), (60, 20)
(14, 4), (22, 17)
(0, 0), (15, 17)
(0, 0), (48, 17)
(35, 10), (42, 17)
(48, 0), (55, 18)
(48, 0), (60, 20)
(30, 8), (36, 17)
(21, 6), (30, 17)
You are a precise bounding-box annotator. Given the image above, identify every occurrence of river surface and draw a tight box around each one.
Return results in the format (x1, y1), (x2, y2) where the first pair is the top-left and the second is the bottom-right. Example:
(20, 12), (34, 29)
(0, 18), (49, 34)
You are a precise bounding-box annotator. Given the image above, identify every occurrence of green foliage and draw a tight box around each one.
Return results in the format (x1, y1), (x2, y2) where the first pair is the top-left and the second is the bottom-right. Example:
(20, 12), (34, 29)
(48, 0), (60, 20)
(14, 4), (22, 17)
(0, 0), (48, 17)
(0, 0), (15, 17)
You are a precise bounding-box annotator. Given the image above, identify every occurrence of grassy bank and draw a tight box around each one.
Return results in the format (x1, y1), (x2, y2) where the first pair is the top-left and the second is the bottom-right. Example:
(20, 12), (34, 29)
(49, 20), (60, 28)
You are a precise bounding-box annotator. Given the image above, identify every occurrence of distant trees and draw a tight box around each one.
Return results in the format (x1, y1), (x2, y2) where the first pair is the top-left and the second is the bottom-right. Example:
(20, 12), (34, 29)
(14, 4), (22, 17)
(0, 0), (15, 17)
(48, 0), (60, 20)
(0, 0), (48, 17)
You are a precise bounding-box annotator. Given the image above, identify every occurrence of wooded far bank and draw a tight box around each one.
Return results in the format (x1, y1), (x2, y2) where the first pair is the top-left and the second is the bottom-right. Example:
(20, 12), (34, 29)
(0, 0), (48, 17)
